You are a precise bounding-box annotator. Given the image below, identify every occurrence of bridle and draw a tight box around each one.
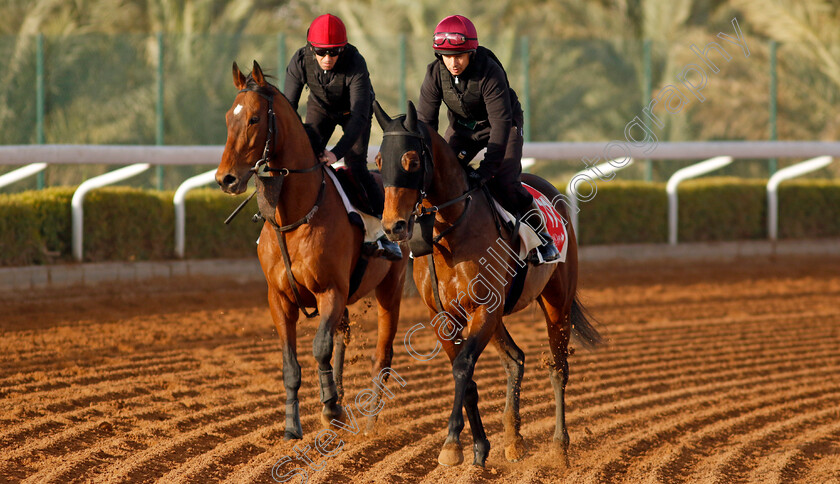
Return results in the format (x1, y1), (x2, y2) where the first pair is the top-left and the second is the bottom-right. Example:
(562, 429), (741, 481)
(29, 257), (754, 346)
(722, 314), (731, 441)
(381, 128), (478, 244)
(380, 125), (480, 315)
(235, 86), (327, 231)
(231, 85), (328, 318)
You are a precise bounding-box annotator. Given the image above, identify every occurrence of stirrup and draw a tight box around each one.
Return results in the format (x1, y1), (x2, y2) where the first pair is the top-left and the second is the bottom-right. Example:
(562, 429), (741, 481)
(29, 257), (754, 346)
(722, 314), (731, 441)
(364, 237), (402, 261)
(527, 233), (560, 265)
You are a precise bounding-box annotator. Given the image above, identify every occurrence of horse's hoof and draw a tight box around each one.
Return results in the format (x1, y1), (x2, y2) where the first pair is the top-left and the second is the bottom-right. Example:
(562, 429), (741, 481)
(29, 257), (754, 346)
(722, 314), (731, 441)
(283, 431), (302, 440)
(438, 442), (464, 466)
(505, 436), (528, 462)
(551, 439), (571, 467)
(364, 415), (378, 436)
(320, 406), (346, 428)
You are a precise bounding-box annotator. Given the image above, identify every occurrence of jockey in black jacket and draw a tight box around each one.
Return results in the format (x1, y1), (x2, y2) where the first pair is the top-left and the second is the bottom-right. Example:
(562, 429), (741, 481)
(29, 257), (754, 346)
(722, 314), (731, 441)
(284, 13), (401, 261)
(416, 14), (560, 264)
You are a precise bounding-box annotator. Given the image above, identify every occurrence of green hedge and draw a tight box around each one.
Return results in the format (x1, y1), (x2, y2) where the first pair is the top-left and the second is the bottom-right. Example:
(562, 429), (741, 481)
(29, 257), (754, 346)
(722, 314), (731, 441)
(678, 178), (767, 242)
(575, 177), (839, 245)
(778, 180), (840, 238)
(183, 188), (264, 258)
(576, 180), (667, 245)
(1, 179), (838, 267)
(0, 186), (258, 266)
(0, 196), (42, 265)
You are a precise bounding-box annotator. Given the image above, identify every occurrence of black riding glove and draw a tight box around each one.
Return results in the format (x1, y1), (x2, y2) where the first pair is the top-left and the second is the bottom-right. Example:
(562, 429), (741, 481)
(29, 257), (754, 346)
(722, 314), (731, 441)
(467, 170), (488, 188)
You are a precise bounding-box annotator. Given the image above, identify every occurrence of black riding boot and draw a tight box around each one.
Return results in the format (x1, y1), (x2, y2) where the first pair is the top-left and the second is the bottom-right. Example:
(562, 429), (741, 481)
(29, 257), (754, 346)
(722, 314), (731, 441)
(520, 201), (560, 265)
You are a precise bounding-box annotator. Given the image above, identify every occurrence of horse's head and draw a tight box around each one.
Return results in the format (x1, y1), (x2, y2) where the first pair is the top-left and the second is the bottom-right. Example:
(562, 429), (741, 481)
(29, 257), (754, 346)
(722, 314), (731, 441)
(216, 60), (278, 195)
(373, 100), (431, 242)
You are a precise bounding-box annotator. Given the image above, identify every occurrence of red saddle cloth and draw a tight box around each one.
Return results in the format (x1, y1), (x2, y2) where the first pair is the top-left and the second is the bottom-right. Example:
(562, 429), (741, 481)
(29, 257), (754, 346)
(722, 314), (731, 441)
(523, 183), (569, 261)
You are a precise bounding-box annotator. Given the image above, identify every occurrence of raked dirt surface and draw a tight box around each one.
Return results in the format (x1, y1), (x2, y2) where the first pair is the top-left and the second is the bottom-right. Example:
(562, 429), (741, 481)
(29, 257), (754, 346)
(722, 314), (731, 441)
(1, 255), (839, 483)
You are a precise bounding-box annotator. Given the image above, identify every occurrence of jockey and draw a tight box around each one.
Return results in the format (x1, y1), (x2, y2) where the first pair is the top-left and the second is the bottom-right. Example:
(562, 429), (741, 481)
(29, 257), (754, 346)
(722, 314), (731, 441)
(284, 13), (402, 261)
(416, 15), (560, 264)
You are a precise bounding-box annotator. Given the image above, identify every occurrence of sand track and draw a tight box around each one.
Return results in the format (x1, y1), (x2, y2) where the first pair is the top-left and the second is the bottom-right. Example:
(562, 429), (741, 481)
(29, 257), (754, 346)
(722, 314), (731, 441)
(1, 255), (839, 483)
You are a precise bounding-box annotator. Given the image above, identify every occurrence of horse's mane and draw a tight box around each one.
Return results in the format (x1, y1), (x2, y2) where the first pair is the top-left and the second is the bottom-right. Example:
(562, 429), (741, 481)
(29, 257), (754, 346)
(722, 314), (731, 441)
(244, 74), (280, 98)
(244, 73), (323, 155)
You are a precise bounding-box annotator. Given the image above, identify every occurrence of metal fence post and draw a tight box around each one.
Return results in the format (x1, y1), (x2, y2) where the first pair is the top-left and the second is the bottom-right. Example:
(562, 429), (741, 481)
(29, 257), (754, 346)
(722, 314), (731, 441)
(156, 32), (165, 190)
(643, 39), (653, 182)
(769, 40), (778, 176)
(278, 33), (286, 92)
(520, 36), (531, 142)
(399, 34), (407, 111)
(36, 33), (45, 189)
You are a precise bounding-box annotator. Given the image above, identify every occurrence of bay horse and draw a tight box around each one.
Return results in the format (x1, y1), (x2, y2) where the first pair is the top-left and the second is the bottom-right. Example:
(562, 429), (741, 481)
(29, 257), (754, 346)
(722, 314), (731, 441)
(373, 101), (602, 467)
(215, 61), (408, 439)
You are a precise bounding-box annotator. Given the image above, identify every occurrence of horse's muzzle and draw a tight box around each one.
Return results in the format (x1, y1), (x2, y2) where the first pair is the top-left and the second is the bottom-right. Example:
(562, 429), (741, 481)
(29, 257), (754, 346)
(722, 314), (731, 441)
(384, 219), (409, 242)
(216, 172), (248, 195)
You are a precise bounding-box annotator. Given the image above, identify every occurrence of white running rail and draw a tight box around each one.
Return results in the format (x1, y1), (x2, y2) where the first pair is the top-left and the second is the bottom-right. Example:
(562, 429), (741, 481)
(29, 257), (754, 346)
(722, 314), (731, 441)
(0, 163), (47, 189)
(72, 163), (150, 261)
(566, 157), (634, 236)
(174, 169), (218, 258)
(767, 156), (833, 241)
(666, 156), (733, 245)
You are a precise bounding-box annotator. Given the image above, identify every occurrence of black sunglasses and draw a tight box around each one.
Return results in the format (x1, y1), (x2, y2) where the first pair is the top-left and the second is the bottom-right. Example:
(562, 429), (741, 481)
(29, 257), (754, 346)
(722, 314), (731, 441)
(312, 46), (344, 57)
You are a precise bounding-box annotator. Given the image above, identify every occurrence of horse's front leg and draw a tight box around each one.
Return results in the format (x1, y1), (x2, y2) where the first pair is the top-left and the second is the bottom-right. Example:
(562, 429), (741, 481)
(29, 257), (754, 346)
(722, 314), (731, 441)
(312, 290), (347, 426)
(364, 264), (406, 434)
(268, 289), (303, 440)
(439, 308), (496, 467)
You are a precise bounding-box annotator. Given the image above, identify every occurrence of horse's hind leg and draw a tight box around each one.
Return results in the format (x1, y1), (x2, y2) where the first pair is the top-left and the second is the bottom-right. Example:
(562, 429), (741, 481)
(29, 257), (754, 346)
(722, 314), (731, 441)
(332, 308), (350, 405)
(537, 293), (573, 466)
(491, 323), (527, 462)
(269, 290), (303, 440)
(364, 265), (405, 434)
(312, 292), (348, 427)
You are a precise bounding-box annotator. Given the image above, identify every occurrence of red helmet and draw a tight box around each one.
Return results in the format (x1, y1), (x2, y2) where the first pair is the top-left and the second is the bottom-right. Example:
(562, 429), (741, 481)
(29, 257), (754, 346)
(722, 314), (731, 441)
(433, 15), (478, 54)
(307, 14), (347, 48)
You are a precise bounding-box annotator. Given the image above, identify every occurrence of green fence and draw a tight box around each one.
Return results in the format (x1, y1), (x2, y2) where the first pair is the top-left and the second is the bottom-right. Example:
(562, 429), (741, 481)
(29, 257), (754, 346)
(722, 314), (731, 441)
(1, 34), (838, 191)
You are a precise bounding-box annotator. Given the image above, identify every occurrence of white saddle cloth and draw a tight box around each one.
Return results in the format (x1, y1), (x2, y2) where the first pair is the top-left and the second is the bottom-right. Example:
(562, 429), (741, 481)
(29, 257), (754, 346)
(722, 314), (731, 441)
(492, 199), (561, 264)
(324, 168), (383, 243)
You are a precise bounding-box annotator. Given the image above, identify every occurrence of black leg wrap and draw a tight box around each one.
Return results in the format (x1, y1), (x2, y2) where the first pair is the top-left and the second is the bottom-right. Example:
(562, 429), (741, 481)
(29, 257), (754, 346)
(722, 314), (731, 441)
(284, 400), (302, 439)
(319, 369), (338, 404)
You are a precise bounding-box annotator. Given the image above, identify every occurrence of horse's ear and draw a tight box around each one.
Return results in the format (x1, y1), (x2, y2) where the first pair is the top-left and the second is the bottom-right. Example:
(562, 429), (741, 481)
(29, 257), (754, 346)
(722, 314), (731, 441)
(232, 62), (247, 90)
(252, 60), (266, 86)
(405, 100), (417, 133)
(373, 100), (391, 130)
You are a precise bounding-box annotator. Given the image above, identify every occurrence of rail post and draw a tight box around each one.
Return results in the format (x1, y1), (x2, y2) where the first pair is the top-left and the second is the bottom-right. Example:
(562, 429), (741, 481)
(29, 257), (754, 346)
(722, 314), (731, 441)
(666, 156), (733, 245)
(767, 156), (832, 241)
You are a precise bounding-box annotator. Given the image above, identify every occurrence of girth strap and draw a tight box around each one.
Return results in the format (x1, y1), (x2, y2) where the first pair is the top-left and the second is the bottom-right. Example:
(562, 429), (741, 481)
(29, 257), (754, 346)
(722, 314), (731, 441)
(257, 163), (328, 319)
(274, 226), (319, 318)
(427, 253), (444, 314)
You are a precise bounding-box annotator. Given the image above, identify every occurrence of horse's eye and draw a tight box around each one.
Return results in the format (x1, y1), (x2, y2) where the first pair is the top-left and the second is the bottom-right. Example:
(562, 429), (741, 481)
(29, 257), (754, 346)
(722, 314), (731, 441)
(249, 116), (260, 125)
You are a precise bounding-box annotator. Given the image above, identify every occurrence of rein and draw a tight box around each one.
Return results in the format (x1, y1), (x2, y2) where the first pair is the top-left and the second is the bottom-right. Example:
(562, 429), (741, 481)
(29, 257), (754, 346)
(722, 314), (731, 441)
(234, 86), (328, 319)
(382, 127), (482, 314)
(381, 129), (478, 245)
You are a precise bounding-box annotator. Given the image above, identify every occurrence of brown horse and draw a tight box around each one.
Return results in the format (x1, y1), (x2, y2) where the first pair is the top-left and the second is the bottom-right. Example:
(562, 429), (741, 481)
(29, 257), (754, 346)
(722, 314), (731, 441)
(216, 61), (408, 439)
(373, 101), (602, 467)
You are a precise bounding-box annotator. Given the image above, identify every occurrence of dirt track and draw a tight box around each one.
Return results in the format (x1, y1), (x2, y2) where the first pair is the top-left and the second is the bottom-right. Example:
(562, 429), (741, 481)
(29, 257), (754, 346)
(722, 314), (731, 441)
(1, 255), (839, 483)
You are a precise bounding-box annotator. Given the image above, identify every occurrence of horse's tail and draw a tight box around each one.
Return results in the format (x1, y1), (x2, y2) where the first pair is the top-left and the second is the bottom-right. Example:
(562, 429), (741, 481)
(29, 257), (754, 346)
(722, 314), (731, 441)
(571, 295), (604, 350)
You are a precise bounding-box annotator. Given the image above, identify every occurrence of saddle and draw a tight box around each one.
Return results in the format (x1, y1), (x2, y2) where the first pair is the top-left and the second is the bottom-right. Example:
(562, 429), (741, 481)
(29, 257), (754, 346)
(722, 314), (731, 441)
(304, 122), (383, 242)
(326, 166), (392, 248)
(327, 166), (366, 229)
(409, 182), (568, 264)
